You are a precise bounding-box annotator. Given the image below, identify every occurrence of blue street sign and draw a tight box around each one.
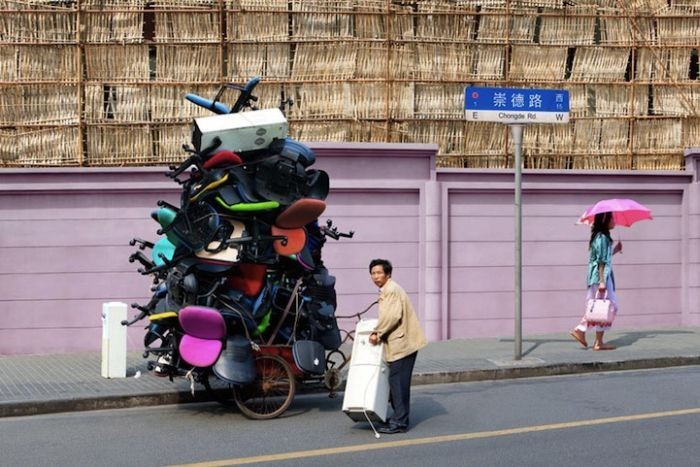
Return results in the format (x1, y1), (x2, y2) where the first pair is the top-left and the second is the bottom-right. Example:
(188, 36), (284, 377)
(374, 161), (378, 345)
(464, 86), (570, 124)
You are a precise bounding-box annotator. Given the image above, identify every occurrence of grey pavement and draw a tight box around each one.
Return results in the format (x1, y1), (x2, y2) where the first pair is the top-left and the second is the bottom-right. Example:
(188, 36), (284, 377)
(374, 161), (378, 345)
(1, 326), (699, 418)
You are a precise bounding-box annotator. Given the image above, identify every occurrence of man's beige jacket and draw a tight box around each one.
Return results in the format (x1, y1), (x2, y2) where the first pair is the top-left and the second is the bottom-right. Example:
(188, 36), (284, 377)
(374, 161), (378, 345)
(373, 278), (427, 362)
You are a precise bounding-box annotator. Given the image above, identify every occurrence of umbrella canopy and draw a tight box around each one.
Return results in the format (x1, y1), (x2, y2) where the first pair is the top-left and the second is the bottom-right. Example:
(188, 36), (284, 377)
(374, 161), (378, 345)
(578, 198), (652, 227)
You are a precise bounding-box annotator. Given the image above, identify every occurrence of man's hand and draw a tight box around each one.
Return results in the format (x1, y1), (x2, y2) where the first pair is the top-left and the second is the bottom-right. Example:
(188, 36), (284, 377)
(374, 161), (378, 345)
(368, 332), (379, 345)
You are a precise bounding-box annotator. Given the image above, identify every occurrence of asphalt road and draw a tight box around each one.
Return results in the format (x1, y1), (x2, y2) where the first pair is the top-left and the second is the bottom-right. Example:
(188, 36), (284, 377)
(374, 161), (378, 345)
(2, 366), (699, 467)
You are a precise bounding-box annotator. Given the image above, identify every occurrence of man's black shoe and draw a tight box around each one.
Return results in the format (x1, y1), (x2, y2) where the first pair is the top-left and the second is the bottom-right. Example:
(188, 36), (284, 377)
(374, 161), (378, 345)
(377, 423), (407, 434)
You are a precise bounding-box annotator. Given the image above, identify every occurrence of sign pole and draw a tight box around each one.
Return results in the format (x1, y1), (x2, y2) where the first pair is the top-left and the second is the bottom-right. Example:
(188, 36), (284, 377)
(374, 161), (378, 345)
(511, 124), (524, 361)
(464, 86), (569, 362)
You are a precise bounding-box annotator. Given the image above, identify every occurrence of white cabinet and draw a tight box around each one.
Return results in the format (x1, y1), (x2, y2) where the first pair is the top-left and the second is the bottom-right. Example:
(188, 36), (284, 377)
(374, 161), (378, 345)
(342, 319), (389, 424)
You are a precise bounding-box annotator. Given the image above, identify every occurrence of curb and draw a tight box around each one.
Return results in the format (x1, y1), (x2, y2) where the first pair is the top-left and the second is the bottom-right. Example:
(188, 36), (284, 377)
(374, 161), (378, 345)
(2, 356), (698, 418)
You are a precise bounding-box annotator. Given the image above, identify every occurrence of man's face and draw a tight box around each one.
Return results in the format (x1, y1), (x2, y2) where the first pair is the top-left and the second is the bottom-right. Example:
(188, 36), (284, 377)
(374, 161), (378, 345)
(370, 265), (390, 288)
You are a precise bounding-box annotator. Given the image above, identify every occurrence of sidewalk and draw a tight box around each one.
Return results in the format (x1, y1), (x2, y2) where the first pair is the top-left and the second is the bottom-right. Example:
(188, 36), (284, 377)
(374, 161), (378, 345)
(1, 327), (699, 418)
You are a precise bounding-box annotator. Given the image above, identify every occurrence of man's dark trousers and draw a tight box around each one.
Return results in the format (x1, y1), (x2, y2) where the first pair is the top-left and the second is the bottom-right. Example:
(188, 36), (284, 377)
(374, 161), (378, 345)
(387, 351), (418, 427)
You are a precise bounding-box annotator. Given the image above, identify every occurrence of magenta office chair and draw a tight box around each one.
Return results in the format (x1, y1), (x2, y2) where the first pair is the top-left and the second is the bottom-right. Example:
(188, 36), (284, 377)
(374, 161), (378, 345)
(178, 306), (226, 368)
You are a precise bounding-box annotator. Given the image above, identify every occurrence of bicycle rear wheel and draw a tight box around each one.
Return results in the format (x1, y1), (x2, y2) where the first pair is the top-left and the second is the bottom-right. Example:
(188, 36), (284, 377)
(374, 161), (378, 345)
(233, 354), (296, 419)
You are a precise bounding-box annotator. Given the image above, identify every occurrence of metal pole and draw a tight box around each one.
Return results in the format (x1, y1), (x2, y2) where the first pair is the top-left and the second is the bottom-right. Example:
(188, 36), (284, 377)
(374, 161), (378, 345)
(510, 124), (524, 361)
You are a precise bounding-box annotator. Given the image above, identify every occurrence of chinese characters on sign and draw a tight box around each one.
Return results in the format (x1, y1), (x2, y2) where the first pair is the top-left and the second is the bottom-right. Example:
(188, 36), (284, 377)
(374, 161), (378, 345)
(464, 86), (570, 124)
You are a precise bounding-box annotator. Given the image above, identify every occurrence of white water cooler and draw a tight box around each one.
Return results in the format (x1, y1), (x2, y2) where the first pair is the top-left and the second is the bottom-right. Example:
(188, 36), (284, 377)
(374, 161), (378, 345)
(342, 319), (389, 423)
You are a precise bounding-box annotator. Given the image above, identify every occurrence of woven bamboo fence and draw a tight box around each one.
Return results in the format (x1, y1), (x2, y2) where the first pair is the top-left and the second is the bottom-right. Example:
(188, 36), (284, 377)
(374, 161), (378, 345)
(569, 47), (631, 82)
(228, 44), (291, 80)
(414, 2), (476, 42)
(85, 84), (150, 123)
(87, 125), (154, 166)
(1, 2), (698, 169)
(415, 84), (464, 120)
(155, 124), (192, 162)
(292, 43), (356, 81)
(415, 44), (476, 81)
(155, 45), (221, 82)
(477, 8), (537, 44)
(656, 17), (700, 46)
(474, 45), (506, 80)
(84, 45), (150, 81)
(538, 6), (596, 46)
(0, 127), (80, 166)
(509, 46), (568, 81)
(0, 0), (77, 43)
(81, 0), (145, 44)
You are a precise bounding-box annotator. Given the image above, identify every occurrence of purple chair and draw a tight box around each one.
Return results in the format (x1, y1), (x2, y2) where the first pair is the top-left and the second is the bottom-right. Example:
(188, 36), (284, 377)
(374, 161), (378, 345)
(178, 306), (226, 367)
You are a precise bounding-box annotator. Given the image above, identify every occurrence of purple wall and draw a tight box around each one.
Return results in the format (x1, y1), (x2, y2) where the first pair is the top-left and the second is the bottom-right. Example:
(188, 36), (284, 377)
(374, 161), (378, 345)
(1, 144), (699, 355)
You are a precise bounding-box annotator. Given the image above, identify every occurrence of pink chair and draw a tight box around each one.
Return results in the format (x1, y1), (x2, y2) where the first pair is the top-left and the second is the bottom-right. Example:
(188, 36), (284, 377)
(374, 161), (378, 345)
(178, 306), (226, 368)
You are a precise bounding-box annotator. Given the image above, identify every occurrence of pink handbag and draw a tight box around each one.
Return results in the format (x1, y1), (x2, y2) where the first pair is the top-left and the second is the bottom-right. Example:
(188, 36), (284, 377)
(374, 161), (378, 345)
(586, 291), (615, 324)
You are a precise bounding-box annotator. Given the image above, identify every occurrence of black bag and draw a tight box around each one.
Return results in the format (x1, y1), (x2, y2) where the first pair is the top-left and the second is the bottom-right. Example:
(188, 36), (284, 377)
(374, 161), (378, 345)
(292, 340), (326, 375)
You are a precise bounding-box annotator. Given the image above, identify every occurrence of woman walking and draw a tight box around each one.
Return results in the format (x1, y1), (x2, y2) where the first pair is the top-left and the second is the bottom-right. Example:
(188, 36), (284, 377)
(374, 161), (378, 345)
(570, 211), (623, 351)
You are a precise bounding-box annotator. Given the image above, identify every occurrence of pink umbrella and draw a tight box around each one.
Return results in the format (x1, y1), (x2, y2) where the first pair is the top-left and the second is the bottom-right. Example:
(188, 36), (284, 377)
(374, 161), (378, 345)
(577, 198), (652, 227)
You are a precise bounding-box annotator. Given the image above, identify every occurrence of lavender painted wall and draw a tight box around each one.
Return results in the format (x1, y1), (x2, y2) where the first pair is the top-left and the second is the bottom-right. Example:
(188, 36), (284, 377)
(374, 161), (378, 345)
(1, 144), (698, 355)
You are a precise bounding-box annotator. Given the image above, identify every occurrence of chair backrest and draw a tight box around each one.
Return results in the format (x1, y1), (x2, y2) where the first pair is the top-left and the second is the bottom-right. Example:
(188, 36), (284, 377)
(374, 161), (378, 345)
(178, 306), (226, 340)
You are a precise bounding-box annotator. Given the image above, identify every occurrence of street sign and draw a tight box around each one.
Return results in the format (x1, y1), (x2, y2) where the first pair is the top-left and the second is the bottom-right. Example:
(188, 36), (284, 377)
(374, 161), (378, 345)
(464, 86), (570, 124)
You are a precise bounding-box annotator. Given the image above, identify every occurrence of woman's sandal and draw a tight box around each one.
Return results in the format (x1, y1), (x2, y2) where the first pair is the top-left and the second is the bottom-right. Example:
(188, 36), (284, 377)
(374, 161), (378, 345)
(593, 343), (616, 351)
(569, 330), (588, 348)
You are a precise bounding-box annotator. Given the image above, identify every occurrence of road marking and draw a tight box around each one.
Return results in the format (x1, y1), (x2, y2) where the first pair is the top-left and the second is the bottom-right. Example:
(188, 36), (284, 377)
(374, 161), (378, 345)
(169, 407), (700, 467)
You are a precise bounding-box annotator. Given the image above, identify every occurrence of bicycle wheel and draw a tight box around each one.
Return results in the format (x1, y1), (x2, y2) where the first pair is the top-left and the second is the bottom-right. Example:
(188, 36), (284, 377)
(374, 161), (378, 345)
(234, 354), (296, 420)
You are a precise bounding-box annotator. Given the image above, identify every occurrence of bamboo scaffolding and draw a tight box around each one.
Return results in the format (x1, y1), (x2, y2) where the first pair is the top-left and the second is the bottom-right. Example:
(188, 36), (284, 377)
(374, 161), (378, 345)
(633, 153), (683, 170)
(154, 123), (192, 163)
(474, 45), (506, 80)
(348, 120), (391, 143)
(682, 117), (700, 149)
(85, 83), (150, 123)
(227, 10), (288, 41)
(414, 2), (476, 42)
(352, 82), (387, 119)
(0, 46), (17, 81)
(0, 1), (77, 43)
(354, 1), (385, 39)
(538, 6), (595, 45)
(291, 83), (352, 119)
(2, 1), (698, 169)
(154, 11), (219, 43)
(156, 45), (220, 81)
(509, 45), (568, 81)
(598, 12), (655, 45)
(288, 120), (351, 141)
(415, 43), (475, 81)
(16, 45), (78, 81)
(476, 8), (537, 44)
(0, 84), (80, 125)
(291, 0), (353, 40)
(356, 44), (387, 79)
(633, 119), (683, 154)
(656, 17), (700, 46)
(226, 0), (288, 11)
(84, 45), (149, 81)
(86, 125), (154, 166)
(652, 86), (698, 117)
(291, 43), (356, 80)
(569, 47), (631, 82)
(0, 126), (80, 167)
(81, 0), (145, 44)
(415, 84), (464, 120)
(150, 85), (220, 121)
